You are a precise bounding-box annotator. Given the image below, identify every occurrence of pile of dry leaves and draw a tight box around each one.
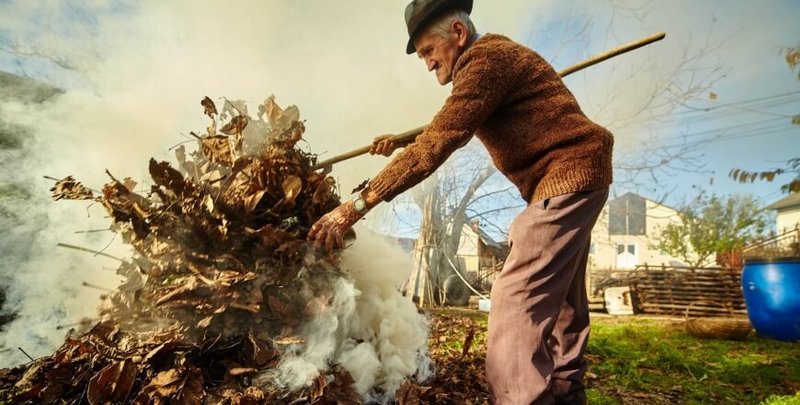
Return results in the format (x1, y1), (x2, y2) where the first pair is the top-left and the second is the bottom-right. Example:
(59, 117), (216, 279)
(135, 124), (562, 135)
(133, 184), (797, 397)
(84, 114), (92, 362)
(0, 96), (396, 404)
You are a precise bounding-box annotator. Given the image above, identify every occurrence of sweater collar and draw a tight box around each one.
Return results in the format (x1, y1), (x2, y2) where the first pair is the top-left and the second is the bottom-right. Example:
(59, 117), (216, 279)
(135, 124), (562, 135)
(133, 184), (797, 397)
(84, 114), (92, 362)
(452, 33), (511, 79)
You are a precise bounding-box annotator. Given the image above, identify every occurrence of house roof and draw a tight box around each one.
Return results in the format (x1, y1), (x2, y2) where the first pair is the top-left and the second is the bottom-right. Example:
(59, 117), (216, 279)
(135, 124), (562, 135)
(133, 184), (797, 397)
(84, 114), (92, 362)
(766, 193), (800, 210)
(462, 223), (509, 258)
(610, 191), (678, 211)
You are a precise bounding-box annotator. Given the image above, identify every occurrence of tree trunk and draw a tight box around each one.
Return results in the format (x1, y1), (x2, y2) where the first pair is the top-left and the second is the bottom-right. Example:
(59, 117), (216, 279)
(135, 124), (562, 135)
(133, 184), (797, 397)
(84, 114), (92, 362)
(406, 181), (442, 305)
(408, 164), (496, 306)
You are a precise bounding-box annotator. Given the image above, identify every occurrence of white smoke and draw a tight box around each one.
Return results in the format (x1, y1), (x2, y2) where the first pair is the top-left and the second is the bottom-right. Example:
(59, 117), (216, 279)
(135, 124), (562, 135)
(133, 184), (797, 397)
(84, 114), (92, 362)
(0, 200), (122, 365)
(263, 225), (431, 401)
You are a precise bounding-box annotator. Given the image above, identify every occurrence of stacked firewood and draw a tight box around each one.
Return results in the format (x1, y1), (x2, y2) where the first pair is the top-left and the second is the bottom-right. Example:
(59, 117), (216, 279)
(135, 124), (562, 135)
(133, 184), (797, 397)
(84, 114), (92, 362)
(0, 96), (371, 404)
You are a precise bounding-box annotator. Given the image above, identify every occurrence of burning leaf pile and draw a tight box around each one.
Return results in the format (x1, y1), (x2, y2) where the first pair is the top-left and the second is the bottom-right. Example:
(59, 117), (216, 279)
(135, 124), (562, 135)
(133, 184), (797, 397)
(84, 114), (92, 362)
(0, 96), (427, 404)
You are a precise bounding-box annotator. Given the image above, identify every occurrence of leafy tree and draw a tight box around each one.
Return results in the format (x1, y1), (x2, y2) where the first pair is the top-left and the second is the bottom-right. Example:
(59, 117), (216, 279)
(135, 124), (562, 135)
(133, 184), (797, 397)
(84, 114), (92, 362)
(654, 194), (769, 268)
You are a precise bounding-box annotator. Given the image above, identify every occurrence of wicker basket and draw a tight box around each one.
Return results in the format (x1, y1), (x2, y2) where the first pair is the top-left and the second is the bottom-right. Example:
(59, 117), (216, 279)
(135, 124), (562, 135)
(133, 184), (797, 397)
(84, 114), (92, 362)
(684, 300), (752, 340)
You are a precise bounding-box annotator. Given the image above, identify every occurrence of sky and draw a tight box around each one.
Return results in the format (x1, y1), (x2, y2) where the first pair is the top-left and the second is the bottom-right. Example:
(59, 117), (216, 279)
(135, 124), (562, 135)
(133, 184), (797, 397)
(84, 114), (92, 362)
(0, 0), (797, 368)
(0, 0), (797, 207)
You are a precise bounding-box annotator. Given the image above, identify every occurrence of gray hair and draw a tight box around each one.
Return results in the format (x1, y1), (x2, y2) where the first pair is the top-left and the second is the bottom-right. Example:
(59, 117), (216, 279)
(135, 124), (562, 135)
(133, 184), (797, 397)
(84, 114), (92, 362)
(423, 9), (477, 40)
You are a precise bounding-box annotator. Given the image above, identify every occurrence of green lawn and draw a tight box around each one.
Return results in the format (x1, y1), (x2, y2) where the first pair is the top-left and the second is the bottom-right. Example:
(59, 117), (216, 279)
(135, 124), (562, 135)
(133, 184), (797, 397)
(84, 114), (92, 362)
(585, 315), (800, 404)
(427, 309), (800, 404)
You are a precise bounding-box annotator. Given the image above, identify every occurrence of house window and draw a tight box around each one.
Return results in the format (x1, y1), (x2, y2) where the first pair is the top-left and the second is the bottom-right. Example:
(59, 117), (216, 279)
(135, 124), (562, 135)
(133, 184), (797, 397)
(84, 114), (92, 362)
(616, 244), (636, 255)
(608, 193), (646, 236)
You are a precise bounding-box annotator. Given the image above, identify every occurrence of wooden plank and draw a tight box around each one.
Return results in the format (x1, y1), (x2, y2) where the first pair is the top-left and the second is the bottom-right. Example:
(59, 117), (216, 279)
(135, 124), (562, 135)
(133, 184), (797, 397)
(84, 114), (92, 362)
(634, 273), (741, 280)
(634, 269), (739, 274)
(632, 281), (742, 289)
(639, 302), (747, 314)
(632, 276), (741, 283)
(640, 299), (745, 308)
(635, 271), (740, 277)
(636, 290), (743, 297)
(635, 293), (742, 301)
(633, 286), (744, 295)
(634, 288), (742, 295)
(634, 272), (741, 278)
(634, 276), (741, 283)
(635, 291), (741, 299)
(637, 300), (745, 308)
(631, 288), (744, 300)
(639, 310), (747, 318)
(634, 280), (741, 287)
(635, 295), (744, 305)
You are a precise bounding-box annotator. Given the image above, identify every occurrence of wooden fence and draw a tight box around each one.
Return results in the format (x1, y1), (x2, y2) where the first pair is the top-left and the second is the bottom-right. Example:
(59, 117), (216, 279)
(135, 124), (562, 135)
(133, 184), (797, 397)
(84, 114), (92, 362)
(629, 265), (745, 317)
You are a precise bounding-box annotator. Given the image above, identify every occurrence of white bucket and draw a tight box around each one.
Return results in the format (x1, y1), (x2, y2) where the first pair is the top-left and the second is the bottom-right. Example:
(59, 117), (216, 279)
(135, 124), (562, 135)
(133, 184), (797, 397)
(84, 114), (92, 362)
(478, 298), (491, 312)
(604, 286), (633, 315)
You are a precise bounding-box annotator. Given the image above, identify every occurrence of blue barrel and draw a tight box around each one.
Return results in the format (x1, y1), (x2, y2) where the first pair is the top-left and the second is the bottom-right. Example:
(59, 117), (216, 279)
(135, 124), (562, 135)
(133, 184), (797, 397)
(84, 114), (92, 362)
(742, 257), (800, 341)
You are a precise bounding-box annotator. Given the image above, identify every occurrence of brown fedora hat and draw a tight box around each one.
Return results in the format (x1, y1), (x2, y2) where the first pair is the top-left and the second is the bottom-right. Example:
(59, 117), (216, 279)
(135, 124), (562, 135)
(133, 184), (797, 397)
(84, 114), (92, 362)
(404, 0), (473, 54)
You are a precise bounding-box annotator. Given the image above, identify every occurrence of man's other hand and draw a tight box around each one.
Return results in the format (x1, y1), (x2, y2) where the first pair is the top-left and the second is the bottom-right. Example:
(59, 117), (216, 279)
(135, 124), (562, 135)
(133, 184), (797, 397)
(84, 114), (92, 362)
(369, 134), (398, 157)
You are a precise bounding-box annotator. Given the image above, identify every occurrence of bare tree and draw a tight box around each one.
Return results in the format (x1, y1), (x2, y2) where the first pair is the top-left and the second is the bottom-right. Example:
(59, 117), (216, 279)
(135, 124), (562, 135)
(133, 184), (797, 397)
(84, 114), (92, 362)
(363, 145), (516, 306)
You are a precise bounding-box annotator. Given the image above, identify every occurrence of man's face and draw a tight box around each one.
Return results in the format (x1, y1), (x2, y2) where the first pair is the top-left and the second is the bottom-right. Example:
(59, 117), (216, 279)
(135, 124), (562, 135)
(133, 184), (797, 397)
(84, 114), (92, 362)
(414, 22), (468, 85)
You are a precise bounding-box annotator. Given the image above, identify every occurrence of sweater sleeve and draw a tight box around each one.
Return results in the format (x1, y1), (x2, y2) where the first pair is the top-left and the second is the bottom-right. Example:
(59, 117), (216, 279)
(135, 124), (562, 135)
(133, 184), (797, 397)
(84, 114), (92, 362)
(369, 42), (518, 202)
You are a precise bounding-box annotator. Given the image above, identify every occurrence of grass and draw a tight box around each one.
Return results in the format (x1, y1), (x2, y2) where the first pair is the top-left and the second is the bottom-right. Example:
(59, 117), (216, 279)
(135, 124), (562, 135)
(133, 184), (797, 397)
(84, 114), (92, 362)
(585, 316), (800, 404)
(427, 309), (800, 404)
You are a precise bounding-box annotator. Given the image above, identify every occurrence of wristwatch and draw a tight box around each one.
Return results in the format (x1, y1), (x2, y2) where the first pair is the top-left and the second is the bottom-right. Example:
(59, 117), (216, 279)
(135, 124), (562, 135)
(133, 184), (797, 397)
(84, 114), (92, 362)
(352, 193), (369, 215)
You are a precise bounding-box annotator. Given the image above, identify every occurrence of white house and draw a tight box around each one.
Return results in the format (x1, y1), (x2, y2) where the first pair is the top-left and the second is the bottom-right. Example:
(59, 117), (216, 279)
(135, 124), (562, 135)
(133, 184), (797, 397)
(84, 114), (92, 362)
(589, 192), (697, 270)
(764, 193), (800, 251)
(396, 220), (507, 304)
(766, 193), (800, 234)
(455, 221), (507, 284)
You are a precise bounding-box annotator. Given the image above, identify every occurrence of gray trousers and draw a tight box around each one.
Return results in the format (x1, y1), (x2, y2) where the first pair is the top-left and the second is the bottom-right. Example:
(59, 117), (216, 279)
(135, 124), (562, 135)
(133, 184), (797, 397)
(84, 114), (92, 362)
(487, 188), (608, 405)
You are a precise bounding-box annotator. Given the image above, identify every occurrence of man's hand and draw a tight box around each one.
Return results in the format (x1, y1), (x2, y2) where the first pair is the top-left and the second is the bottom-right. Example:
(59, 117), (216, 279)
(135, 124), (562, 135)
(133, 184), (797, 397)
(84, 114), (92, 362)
(307, 200), (364, 252)
(369, 134), (398, 157)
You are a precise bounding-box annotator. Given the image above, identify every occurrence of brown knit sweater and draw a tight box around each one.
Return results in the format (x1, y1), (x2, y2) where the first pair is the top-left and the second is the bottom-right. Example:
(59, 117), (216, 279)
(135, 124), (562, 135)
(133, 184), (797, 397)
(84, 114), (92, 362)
(369, 34), (613, 203)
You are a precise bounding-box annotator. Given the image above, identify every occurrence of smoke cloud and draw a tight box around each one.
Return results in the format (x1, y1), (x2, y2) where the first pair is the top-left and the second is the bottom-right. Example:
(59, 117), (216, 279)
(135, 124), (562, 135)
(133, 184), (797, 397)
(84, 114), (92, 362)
(262, 226), (430, 400)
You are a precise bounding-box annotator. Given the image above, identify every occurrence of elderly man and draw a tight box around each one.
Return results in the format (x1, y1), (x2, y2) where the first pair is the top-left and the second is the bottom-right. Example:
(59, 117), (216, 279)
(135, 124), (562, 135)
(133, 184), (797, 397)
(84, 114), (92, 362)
(308, 0), (613, 403)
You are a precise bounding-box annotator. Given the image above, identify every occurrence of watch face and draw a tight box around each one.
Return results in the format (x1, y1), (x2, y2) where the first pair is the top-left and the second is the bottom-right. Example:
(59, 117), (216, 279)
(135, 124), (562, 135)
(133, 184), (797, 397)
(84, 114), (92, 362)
(354, 198), (366, 212)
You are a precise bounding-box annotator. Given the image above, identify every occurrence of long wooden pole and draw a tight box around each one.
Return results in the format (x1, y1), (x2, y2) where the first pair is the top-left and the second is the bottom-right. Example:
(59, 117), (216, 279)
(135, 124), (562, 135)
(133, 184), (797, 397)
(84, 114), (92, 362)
(312, 32), (666, 171)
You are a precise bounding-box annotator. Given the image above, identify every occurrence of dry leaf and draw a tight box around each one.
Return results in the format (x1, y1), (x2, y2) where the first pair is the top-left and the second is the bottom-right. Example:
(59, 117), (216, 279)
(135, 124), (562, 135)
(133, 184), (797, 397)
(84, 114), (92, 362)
(263, 95), (283, 128)
(87, 360), (137, 405)
(200, 135), (234, 167)
(201, 96), (217, 118)
(50, 176), (94, 201)
(148, 159), (188, 196)
(243, 189), (267, 213)
(351, 178), (369, 194)
(197, 316), (213, 329)
(122, 177), (138, 192)
(221, 115), (249, 135)
(282, 175), (302, 204)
